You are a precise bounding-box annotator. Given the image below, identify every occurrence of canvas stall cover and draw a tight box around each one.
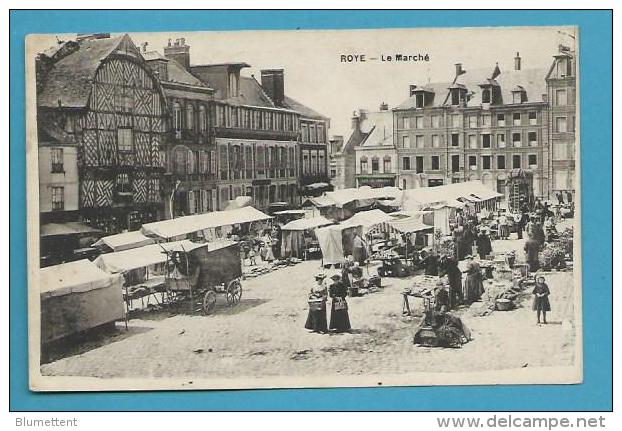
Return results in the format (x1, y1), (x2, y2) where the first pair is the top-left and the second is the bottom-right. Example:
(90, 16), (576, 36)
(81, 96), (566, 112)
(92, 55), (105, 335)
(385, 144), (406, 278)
(401, 181), (501, 211)
(40, 260), (124, 343)
(92, 230), (155, 252)
(141, 206), (271, 240)
(341, 209), (393, 234)
(315, 224), (362, 265)
(281, 216), (333, 231)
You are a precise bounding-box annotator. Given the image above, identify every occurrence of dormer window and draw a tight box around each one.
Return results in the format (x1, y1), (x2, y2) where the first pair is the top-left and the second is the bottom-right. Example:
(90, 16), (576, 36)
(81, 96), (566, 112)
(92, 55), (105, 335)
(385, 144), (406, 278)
(415, 93), (424, 108)
(228, 72), (239, 97)
(451, 89), (460, 106)
(482, 88), (491, 104)
(511, 86), (527, 104)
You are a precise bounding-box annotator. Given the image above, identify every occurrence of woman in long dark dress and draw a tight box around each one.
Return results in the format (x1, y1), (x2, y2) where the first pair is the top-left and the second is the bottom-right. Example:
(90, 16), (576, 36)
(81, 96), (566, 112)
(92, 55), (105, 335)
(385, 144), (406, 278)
(476, 230), (492, 260)
(532, 275), (551, 324)
(328, 273), (351, 333)
(463, 255), (484, 305)
(305, 274), (328, 333)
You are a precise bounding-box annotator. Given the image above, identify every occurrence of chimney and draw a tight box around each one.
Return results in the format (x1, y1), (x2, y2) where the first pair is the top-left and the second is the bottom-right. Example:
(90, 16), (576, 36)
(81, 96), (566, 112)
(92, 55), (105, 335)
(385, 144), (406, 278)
(514, 52), (521, 70)
(455, 63), (463, 76)
(379, 102), (389, 111)
(260, 69), (285, 107)
(351, 112), (360, 131)
(164, 37), (190, 70)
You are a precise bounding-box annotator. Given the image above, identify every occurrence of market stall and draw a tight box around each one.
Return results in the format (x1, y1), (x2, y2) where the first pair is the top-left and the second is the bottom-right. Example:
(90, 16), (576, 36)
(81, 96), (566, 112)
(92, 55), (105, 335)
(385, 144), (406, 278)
(280, 216), (333, 259)
(92, 230), (155, 253)
(315, 223), (363, 265)
(40, 259), (125, 346)
(141, 206), (272, 241)
(40, 222), (102, 267)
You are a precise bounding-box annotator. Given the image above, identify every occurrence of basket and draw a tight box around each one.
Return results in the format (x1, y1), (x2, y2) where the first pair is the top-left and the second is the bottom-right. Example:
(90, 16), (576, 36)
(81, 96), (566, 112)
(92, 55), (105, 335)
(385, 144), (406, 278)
(496, 298), (514, 311)
(308, 299), (325, 311)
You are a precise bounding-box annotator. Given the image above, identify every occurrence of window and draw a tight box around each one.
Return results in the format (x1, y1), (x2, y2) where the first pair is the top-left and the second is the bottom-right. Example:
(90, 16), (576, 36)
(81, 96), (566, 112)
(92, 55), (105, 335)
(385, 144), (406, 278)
(555, 89), (567, 106)
(51, 186), (64, 210)
(360, 157), (368, 174)
(451, 89), (460, 106)
(512, 91), (522, 104)
(317, 124), (325, 142)
(51, 148), (64, 173)
(468, 135), (477, 149)
(309, 125), (317, 143)
(301, 124), (309, 142)
(468, 156), (477, 170)
(451, 155), (460, 172)
(402, 135), (410, 149)
(188, 190), (196, 214)
(529, 111), (537, 125)
(452, 115), (461, 128)
(451, 133), (459, 147)
(117, 128), (132, 151)
(383, 156), (392, 173)
(173, 103), (182, 131)
(431, 115), (441, 128)
(512, 132), (522, 147)
(528, 154), (538, 168)
(497, 155), (506, 169)
(556, 116), (567, 132)
(402, 117), (410, 129)
(415, 116), (424, 129)
(496, 113), (505, 127)
(432, 135), (440, 148)
(415, 135), (424, 148)
(431, 156), (440, 170)
(199, 106), (207, 132)
(528, 131), (538, 146)
(482, 134), (491, 148)
(512, 155), (521, 169)
(482, 88), (491, 104)
(228, 72), (238, 97)
(402, 156), (411, 171)
(428, 179), (443, 187)
(114, 87), (132, 112)
(469, 115), (477, 128)
(513, 112), (521, 126)
(482, 155), (491, 170)
(415, 156), (424, 174)
(415, 93), (424, 108)
(482, 114), (491, 126)
(186, 104), (195, 130)
(371, 157), (380, 174)
(116, 173), (131, 194)
(497, 133), (506, 148)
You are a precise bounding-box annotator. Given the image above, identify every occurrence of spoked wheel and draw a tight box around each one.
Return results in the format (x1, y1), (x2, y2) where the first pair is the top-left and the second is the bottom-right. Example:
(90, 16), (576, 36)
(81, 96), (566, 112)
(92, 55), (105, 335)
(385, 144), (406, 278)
(203, 290), (217, 315)
(226, 279), (243, 306)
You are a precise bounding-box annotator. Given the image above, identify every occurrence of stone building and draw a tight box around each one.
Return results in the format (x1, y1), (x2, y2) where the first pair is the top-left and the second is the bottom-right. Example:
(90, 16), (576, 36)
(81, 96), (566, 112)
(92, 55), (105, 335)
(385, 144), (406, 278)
(352, 105), (397, 188)
(393, 55), (550, 198)
(144, 40), (216, 218)
(546, 45), (577, 195)
(36, 34), (168, 233)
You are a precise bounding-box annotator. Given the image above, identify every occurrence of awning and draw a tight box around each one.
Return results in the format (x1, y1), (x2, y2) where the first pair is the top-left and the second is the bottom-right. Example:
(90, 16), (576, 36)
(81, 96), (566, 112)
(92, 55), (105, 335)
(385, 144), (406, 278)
(301, 196), (336, 208)
(141, 206), (272, 240)
(93, 240), (212, 274)
(304, 182), (329, 190)
(41, 222), (101, 238)
(224, 196), (253, 211)
(92, 231), (155, 252)
(341, 209), (393, 232)
(281, 216), (333, 231)
(40, 259), (123, 298)
(387, 217), (434, 234)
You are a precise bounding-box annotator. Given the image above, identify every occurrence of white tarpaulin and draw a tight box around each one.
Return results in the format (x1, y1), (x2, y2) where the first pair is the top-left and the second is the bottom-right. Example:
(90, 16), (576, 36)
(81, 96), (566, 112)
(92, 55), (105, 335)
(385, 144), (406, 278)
(315, 224), (362, 265)
(325, 186), (403, 208)
(40, 259), (123, 298)
(141, 206), (272, 240)
(401, 181), (501, 211)
(281, 216), (333, 231)
(93, 240), (207, 274)
(92, 231), (155, 252)
(388, 217), (434, 234)
(341, 209), (393, 233)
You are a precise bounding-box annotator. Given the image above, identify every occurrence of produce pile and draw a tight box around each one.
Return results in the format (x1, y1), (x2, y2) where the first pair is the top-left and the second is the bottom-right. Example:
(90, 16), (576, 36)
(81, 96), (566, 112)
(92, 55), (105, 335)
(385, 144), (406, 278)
(539, 226), (573, 271)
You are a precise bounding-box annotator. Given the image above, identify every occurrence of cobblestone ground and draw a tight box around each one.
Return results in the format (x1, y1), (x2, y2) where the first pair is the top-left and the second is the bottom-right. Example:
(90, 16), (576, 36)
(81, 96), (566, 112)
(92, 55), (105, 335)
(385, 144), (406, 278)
(41, 232), (577, 382)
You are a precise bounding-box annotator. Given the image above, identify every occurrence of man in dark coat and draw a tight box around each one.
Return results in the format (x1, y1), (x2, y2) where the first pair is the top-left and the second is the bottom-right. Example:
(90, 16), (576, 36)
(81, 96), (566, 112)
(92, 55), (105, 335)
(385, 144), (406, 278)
(440, 256), (463, 308)
(476, 231), (492, 260)
(424, 250), (439, 276)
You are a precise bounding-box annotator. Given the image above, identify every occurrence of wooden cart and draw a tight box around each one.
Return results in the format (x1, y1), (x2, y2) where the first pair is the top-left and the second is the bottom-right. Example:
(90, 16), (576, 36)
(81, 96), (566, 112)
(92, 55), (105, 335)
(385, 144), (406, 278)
(164, 241), (243, 314)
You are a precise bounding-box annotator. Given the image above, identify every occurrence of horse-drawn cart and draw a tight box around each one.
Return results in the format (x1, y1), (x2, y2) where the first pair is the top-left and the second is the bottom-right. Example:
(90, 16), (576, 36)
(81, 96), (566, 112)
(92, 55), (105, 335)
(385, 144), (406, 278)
(164, 241), (243, 314)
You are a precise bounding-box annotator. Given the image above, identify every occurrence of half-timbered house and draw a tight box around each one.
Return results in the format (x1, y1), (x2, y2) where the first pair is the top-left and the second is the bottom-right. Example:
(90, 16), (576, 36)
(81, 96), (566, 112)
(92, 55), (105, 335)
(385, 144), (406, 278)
(37, 34), (169, 233)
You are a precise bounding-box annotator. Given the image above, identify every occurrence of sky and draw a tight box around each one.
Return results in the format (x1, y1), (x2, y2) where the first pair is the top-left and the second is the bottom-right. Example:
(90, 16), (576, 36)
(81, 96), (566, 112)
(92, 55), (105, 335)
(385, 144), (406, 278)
(31, 26), (576, 139)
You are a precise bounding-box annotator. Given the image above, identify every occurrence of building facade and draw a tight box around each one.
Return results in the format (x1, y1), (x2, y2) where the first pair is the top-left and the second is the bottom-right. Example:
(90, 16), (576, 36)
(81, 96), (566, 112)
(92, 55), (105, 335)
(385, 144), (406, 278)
(394, 55), (550, 198)
(37, 34), (168, 234)
(546, 45), (576, 195)
(353, 106), (397, 188)
(145, 41), (217, 218)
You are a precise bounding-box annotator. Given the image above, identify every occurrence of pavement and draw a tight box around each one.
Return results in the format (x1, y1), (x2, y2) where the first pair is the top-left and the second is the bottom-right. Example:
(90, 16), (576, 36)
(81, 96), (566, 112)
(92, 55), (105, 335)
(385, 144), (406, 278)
(41, 232), (578, 383)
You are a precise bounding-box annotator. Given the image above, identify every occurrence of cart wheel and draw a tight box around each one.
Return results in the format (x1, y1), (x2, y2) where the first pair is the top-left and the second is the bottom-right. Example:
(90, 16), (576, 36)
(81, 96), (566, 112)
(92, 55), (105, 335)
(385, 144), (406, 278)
(203, 291), (217, 315)
(226, 279), (243, 306)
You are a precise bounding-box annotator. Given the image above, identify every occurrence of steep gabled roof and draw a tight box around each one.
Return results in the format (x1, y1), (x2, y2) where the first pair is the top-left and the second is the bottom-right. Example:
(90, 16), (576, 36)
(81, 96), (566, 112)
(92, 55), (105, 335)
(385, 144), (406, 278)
(282, 95), (329, 121)
(38, 34), (142, 108)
